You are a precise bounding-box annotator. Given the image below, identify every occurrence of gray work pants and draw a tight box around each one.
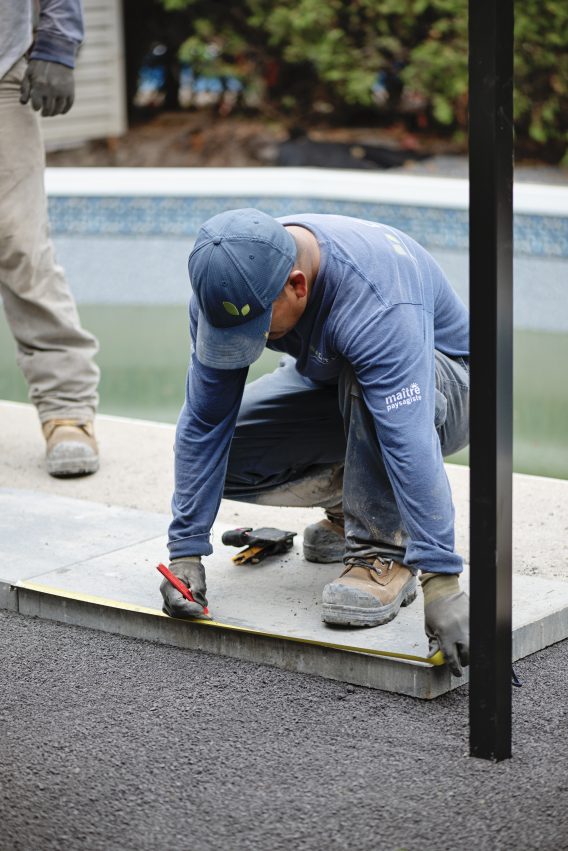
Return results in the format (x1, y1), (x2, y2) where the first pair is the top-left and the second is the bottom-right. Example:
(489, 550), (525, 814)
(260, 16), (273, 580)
(0, 58), (99, 422)
(224, 352), (469, 564)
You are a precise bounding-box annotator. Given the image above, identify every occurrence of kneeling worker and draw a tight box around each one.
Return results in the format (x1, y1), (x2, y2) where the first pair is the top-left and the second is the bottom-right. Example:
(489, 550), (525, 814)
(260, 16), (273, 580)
(161, 208), (470, 676)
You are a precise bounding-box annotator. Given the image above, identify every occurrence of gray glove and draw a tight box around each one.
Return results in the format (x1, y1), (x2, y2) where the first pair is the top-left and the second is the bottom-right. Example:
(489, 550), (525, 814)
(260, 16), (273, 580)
(421, 572), (469, 677)
(160, 557), (209, 619)
(20, 60), (75, 117)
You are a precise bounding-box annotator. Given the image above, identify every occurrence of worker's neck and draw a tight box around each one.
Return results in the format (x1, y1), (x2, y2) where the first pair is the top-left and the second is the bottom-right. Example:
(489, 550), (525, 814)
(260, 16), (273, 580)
(285, 225), (320, 292)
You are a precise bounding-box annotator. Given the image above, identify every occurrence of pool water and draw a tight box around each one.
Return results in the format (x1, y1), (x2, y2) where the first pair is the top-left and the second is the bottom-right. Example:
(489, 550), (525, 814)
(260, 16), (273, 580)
(1, 305), (566, 480)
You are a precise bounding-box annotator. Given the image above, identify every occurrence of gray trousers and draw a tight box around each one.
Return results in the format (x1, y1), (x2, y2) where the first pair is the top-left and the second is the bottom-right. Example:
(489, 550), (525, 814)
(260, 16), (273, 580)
(224, 352), (469, 564)
(0, 58), (99, 423)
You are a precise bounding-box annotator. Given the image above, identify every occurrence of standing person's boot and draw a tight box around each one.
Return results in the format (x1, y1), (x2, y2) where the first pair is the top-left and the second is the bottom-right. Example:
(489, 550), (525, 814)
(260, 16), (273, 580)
(42, 419), (99, 478)
(322, 556), (417, 626)
(303, 508), (345, 563)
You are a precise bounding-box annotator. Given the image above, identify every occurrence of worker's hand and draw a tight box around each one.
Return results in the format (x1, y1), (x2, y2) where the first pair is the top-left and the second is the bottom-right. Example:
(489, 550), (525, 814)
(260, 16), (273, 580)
(421, 572), (469, 677)
(160, 557), (208, 618)
(20, 60), (75, 117)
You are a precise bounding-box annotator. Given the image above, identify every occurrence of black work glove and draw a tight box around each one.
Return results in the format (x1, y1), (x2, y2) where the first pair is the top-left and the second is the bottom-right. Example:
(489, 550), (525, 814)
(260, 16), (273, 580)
(20, 60), (75, 117)
(160, 557), (209, 619)
(421, 572), (469, 677)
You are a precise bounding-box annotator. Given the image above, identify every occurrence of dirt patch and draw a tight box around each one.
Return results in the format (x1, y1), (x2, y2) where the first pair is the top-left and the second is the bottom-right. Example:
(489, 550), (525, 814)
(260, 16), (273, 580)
(45, 112), (281, 168)
(45, 110), (458, 169)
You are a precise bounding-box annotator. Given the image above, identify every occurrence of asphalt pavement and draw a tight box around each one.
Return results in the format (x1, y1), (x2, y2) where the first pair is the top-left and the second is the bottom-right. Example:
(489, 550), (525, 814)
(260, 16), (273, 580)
(1, 608), (567, 851)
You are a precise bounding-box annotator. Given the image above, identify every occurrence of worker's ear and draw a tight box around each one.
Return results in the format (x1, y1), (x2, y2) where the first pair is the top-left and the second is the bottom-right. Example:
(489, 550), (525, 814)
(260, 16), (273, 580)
(289, 269), (308, 299)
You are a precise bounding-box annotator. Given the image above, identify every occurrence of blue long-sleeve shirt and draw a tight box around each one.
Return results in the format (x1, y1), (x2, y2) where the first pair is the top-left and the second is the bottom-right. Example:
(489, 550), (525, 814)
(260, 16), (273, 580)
(169, 214), (469, 573)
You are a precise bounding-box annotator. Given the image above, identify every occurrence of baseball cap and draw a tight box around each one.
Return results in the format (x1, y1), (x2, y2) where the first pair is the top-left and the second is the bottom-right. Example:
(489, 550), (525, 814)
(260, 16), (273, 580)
(188, 208), (296, 369)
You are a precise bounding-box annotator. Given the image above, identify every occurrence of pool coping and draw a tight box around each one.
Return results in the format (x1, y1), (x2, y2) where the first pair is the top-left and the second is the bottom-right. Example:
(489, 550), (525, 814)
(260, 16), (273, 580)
(45, 167), (568, 217)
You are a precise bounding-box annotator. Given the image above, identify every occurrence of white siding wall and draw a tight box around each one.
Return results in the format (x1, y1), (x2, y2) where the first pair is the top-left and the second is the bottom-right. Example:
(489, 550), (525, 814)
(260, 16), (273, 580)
(41, 0), (127, 149)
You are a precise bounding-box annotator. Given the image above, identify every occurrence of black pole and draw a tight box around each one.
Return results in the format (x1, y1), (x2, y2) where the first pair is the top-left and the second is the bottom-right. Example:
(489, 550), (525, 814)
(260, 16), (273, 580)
(468, 0), (514, 760)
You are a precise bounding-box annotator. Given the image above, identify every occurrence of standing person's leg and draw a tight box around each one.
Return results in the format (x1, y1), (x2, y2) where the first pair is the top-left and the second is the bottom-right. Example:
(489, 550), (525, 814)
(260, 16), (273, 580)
(0, 59), (100, 476)
(322, 352), (469, 626)
(224, 356), (345, 509)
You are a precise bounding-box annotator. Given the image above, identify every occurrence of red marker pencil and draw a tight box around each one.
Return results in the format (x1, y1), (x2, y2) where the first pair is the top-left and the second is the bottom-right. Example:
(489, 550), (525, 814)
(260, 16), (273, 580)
(157, 563), (210, 617)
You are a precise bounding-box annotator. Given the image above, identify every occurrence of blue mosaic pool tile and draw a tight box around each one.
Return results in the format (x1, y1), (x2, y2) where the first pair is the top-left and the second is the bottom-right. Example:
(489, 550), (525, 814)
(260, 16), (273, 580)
(47, 196), (568, 258)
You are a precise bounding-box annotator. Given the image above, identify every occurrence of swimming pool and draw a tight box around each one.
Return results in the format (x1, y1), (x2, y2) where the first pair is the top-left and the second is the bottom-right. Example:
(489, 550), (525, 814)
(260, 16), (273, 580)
(1, 167), (566, 477)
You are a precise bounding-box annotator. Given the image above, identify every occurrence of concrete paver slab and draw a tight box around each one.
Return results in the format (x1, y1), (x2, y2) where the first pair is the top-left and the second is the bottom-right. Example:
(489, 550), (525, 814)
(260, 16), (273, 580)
(0, 489), (166, 583)
(2, 489), (568, 699)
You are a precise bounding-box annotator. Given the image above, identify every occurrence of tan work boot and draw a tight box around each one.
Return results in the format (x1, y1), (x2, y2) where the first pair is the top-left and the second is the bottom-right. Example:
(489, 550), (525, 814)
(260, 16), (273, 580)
(303, 511), (345, 563)
(322, 556), (417, 627)
(42, 419), (99, 478)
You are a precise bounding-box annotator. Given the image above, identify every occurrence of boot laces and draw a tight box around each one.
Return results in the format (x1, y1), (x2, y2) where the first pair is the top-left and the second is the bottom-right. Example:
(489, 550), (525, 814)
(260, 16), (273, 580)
(344, 556), (394, 576)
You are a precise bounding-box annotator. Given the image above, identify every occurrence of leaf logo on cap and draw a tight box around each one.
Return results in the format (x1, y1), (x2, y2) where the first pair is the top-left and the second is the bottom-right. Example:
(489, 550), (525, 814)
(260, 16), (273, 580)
(223, 301), (250, 317)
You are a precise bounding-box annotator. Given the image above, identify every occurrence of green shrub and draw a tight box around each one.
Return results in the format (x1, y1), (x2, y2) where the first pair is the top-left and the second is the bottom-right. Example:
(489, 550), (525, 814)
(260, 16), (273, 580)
(161, 0), (568, 161)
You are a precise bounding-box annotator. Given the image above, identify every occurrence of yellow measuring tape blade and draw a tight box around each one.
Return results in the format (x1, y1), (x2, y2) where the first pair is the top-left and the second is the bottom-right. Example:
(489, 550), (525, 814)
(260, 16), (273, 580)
(18, 580), (445, 667)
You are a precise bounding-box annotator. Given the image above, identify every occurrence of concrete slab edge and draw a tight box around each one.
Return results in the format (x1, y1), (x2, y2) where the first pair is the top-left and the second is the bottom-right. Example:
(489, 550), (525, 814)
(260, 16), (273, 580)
(6, 585), (567, 696)
(14, 586), (458, 699)
(512, 607), (568, 662)
(0, 580), (18, 612)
